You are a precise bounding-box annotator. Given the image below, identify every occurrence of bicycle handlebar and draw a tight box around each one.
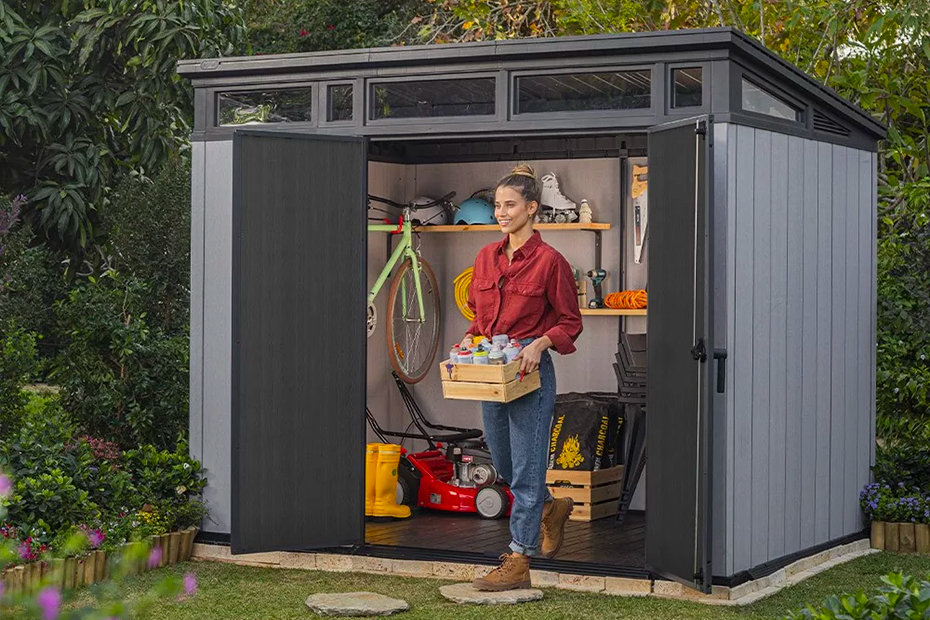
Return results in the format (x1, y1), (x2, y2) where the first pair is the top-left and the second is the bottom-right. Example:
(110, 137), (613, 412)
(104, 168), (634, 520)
(368, 191), (456, 211)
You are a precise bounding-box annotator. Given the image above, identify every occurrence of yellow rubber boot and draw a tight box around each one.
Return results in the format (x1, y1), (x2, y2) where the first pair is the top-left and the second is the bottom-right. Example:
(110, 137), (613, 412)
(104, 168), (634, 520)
(365, 443), (384, 517)
(372, 444), (411, 519)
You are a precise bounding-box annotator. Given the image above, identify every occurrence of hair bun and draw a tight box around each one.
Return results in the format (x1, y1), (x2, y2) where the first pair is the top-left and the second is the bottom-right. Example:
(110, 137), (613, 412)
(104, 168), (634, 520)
(510, 163), (536, 179)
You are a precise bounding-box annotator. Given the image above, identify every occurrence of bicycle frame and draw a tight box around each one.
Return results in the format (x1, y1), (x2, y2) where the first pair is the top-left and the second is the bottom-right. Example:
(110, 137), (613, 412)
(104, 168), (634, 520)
(368, 215), (425, 321)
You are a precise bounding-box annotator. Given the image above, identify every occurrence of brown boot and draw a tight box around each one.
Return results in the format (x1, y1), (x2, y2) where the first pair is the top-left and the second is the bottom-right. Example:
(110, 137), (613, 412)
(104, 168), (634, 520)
(472, 553), (531, 591)
(540, 497), (574, 558)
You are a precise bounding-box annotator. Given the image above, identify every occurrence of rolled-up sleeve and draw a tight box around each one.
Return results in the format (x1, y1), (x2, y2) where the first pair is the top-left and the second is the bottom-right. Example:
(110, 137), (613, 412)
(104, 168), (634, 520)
(544, 257), (583, 355)
(466, 273), (481, 336)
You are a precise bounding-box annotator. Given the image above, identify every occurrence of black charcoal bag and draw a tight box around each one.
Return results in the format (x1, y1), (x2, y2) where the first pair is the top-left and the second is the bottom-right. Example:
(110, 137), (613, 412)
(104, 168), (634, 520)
(548, 392), (623, 471)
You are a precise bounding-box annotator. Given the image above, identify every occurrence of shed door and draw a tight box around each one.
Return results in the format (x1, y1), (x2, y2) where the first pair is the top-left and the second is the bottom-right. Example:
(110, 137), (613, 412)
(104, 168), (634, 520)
(231, 130), (367, 554)
(645, 117), (716, 592)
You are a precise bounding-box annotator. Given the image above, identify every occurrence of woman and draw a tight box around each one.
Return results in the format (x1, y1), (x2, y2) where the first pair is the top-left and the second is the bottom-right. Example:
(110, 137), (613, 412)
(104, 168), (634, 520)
(464, 164), (583, 591)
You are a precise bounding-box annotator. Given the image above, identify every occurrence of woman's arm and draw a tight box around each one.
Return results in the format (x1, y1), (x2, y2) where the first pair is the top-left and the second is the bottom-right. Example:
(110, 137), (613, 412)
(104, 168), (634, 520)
(542, 257), (583, 355)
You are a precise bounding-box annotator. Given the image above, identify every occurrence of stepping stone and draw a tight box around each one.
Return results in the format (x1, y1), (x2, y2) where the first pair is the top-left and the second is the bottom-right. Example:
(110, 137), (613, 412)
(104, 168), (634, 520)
(439, 582), (544, 605)
(305, 592), (409, 617)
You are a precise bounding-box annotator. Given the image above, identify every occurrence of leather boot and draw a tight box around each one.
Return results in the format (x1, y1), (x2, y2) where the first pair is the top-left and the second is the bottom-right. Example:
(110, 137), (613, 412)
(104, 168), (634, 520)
(472, 553), (531, 591)
(372, 444), (411, 519)
(540, 497), (574, 558)
(365, 443), (384, 517)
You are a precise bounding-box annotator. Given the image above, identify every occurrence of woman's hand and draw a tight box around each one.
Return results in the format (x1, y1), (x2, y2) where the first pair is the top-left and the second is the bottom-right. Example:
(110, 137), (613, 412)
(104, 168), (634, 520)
(515, 336), (552, 375)
(461, 333), (474, 349)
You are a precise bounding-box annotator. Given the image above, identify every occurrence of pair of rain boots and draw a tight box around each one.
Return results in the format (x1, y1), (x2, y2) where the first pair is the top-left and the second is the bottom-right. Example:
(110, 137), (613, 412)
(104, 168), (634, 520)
(472, 497), (575, 591)
(365, 443), (411, 519)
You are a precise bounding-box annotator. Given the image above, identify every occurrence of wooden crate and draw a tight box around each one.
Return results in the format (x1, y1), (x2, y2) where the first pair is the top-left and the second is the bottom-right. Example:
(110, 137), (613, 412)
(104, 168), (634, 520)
(546, 465), (624, 522)
(438, 359), (540, 403)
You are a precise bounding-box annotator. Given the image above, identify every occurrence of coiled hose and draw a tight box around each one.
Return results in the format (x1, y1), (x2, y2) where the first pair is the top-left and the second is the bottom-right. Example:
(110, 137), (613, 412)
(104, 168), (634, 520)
(454, 267), (475, 321)
(604, 289), (648, 310)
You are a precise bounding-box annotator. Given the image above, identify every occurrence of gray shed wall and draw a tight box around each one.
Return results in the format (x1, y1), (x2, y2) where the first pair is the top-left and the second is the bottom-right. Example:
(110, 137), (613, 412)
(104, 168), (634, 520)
(716, 123), (876, 575)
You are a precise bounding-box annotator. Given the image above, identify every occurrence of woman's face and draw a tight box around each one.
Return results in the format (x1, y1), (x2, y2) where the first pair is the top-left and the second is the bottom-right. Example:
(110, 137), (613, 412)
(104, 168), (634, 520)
(494, 186), (537, 234)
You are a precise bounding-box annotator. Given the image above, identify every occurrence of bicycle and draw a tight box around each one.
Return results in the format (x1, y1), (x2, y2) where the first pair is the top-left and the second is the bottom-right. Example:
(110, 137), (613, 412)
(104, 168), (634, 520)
(367, 192), (454, 384)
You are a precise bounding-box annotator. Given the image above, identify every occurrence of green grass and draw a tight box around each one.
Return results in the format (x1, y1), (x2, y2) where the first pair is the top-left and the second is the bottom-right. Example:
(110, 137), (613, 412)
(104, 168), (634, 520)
(7, 552), (930, 619)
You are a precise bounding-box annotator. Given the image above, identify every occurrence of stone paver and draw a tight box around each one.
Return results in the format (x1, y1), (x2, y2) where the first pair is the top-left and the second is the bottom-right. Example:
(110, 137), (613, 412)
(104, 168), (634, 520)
(439, 583), (543, 605)
(305, 592), (409, 617)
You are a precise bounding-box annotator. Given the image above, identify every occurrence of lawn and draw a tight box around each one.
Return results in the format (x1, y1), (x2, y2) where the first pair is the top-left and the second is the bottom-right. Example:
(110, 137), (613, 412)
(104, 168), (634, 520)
(8, 552), (930, 619)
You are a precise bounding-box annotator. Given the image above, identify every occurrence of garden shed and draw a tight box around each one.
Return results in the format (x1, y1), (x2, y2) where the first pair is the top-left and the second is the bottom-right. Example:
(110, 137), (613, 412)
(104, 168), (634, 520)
(178, 27), (884, 592)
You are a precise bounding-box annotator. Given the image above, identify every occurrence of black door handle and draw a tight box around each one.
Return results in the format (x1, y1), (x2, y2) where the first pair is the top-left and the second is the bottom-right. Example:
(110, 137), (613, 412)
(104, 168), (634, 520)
(713, 348), (727, 393)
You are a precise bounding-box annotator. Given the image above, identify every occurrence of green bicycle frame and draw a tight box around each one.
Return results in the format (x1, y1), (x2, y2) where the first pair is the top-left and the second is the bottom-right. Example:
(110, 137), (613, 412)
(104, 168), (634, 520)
(368, 217), (425, 321)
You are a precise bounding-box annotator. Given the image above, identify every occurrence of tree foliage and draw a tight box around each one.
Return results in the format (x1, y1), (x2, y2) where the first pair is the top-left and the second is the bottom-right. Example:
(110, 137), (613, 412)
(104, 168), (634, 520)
(0, 0), (246, 253)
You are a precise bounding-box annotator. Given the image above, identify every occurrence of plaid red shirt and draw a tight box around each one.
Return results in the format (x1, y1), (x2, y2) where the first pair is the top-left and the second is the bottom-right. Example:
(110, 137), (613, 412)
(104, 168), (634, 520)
(467, 231), (583, 355)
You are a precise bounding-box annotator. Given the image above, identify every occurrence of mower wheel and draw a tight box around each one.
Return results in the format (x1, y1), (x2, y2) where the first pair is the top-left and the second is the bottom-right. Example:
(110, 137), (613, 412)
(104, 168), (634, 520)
(396, 459), (420, 507)
(475, 485), (508, 519)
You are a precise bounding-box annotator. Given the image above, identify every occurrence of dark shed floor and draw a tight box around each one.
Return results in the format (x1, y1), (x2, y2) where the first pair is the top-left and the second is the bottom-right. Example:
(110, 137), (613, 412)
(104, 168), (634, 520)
(365, 510), (645, 568)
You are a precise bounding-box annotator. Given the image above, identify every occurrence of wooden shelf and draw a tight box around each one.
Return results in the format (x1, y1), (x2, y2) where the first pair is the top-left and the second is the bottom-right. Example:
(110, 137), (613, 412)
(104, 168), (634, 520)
(413, 223), (611, 233)
(580, 308), (647, 316)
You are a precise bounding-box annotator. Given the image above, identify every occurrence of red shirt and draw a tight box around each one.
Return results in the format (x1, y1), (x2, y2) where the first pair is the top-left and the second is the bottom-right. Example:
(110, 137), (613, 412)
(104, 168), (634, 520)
(467, 231), (583, 355)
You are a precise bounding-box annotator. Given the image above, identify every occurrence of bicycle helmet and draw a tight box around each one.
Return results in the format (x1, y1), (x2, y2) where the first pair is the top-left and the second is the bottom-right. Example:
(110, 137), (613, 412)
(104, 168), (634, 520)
(454, 197), (495, 225)
(411, 196), (452, 226)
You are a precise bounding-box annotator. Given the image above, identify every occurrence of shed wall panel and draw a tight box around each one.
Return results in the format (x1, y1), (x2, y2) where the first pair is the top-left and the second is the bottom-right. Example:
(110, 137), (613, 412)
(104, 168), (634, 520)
(731, 124), (755, 572)
(750, 128), (772, 567)
(829, 145), (847, 540)
(190, 141), (205, 474)
(815, 141), (833, 545)
(201, 140), (234, 534)
(725, 126), (874, 574)
(768, 132), (788, 560)
(800, 138), (819, 550)
(784, 134), (804, 555)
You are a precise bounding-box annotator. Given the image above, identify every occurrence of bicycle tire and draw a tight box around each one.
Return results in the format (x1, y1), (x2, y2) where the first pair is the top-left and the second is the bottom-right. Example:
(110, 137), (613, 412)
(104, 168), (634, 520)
(386, 258), (441, 384)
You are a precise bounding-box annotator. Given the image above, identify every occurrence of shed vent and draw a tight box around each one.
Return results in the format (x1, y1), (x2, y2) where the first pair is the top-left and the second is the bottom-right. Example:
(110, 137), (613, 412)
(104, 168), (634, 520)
(813, 110), (850, 136)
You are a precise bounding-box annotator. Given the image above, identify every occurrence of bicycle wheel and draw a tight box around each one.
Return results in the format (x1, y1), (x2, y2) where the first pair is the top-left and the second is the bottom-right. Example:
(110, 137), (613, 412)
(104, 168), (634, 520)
(386, 257), (441, 384)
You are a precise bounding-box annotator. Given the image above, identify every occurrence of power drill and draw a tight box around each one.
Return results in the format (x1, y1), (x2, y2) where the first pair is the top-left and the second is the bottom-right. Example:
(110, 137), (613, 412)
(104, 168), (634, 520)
(586, 269), (606, 309)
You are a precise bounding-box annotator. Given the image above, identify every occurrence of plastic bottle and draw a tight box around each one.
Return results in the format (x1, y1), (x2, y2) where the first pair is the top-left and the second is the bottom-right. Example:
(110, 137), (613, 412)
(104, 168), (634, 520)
(503, 340), (522, 364)
(457, 349), (473, 364)
(488, 344), (506, 365)
(473, 350), (489, 365)
(449, 344), (461, 364)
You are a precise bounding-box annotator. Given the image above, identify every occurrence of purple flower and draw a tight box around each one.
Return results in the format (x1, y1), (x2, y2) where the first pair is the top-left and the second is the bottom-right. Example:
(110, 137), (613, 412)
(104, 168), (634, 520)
(147, 546), (162, 569)
(88, 529), (105, 549)
(0, 474), (12, 498)
(183, 573), (197, 596)
(37, 587), (61, 620)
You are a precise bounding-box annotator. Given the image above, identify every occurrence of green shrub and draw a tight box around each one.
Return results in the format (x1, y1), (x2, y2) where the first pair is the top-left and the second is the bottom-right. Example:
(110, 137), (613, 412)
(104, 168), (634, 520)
(0, 327), (40, 439)
(51, 269), (188, 450)
(103, 156), (192, 336)
(873, 443), (930, 491)
(784, 572), (930, 619)
(123, 442), (206, 504)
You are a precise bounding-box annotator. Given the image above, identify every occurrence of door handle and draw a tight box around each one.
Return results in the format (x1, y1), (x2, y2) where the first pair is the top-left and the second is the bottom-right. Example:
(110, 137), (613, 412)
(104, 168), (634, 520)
(713, 348), (727, 393)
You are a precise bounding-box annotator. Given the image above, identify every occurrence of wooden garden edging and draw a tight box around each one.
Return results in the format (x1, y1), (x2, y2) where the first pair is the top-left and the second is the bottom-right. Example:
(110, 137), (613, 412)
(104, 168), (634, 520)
(0, 526), (199, 596)
(870, 521), (930, 553)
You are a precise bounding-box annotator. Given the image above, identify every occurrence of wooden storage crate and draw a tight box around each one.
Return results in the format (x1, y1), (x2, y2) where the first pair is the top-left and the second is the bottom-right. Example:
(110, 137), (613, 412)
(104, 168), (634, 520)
(439, 359), (540, 403)
(546, 465), (624, 522)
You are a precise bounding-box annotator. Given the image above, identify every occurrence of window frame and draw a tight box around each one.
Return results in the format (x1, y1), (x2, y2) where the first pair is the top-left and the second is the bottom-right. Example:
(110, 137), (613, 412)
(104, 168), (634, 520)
(365, 72), (502, 126)
(215, 83), (318, 128)
(738, 72), (806, 125)
(509, 64), (657, 120)
(666, 63), (708, 113)
(321, 80), (356, 125)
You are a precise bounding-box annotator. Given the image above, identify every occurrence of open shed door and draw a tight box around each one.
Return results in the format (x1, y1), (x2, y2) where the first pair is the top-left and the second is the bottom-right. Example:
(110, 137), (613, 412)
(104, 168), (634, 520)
(231, 130), (367, 554)
(646, 117), (717, 592)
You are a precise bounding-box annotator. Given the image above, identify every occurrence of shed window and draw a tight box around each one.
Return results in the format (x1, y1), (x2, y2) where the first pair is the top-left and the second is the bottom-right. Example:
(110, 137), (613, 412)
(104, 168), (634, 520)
(217, 88), (313, 126)
(741, 78), (799, 121)
(671, 68), (702, 108)
(515, 70), (651, 114)
(328, 84), (353, 122)
(370, 78), (496, 120)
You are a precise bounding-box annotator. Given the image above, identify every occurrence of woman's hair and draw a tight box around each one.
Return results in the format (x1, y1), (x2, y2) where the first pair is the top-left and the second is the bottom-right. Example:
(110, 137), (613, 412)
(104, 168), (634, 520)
(496, 163), (542, 206)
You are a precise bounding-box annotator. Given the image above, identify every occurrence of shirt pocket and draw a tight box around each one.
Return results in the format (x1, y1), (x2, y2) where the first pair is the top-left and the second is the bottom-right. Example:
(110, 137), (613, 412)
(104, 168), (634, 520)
(471, 277), (497, 319)
(505, 281), (547, 321)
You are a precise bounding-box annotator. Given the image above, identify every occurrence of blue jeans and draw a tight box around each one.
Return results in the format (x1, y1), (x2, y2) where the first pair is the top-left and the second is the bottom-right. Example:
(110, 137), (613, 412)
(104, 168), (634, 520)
(481, 340), (556, 556)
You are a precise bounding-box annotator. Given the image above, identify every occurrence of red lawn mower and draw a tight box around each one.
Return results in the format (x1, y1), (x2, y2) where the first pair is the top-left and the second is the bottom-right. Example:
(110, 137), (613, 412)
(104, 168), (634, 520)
(366, 373), (513, 519)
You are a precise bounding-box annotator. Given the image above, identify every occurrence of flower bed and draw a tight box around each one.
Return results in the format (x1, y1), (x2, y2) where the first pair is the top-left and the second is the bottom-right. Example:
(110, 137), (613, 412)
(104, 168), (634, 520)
(0, 526), (199, 595)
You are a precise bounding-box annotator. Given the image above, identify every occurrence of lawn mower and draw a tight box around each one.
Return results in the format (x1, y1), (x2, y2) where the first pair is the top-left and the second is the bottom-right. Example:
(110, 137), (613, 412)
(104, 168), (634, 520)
(365, 372), (513, 519)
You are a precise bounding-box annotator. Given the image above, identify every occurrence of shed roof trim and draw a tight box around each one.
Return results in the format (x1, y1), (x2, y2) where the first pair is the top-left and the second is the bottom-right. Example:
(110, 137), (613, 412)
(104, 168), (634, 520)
(177, 28), (885, 139)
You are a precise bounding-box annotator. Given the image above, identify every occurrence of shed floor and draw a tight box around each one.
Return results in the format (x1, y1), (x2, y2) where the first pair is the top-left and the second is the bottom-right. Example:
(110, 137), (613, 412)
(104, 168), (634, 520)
(365, 510), (645, 568)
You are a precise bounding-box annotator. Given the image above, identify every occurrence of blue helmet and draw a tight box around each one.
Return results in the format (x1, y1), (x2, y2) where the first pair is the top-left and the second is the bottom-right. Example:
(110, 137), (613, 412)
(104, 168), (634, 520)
(454, 197), (495, 225)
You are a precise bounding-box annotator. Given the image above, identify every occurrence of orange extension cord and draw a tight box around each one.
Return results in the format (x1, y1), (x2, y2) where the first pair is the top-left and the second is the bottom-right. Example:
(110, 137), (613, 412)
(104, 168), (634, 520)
(604, 289), (648, 310)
